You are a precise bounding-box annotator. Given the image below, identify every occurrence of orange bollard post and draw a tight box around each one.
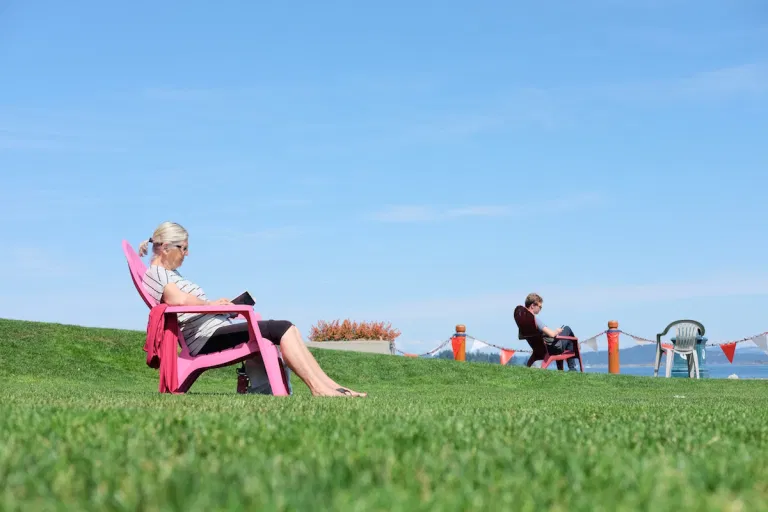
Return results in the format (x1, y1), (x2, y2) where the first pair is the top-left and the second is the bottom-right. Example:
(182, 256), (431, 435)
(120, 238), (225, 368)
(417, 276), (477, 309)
(451, 324), (467, 361)
(607, 320), (620, 374)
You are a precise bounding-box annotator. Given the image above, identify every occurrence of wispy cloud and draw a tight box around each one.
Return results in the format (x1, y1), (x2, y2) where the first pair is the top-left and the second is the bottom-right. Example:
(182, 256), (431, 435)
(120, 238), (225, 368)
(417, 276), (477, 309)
(679, 63), (768, 96)
(365, 62), (767, 144)
(205, 226), (302, 242)
(371, 206), (442, 223)
(0, 247), (76, 279)
(572, 63), (768, 104)
(396, 88), (559, 142)
(0, 134), (69, 151)
(372, 275), (768, 320)
(141, 86), (261, 101)
(611, 24), (768, 53)
(142, 72), (434, 102)
(268, 198), (312, 208)
(0, 126), (126, 153)
(124, 61), (768, 154)
(372, 204), (515, 223)
(445, 206), (514, 218)
(371, 193), (602, 223)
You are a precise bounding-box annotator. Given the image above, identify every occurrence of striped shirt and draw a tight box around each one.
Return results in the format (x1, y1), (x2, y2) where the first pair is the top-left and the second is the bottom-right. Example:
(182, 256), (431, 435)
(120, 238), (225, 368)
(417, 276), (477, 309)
(142, 265), (231, 355)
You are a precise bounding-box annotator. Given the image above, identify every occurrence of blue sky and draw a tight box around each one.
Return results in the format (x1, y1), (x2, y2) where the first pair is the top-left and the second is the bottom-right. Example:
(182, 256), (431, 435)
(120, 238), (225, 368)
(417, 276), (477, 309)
(1, 1), (767, 356)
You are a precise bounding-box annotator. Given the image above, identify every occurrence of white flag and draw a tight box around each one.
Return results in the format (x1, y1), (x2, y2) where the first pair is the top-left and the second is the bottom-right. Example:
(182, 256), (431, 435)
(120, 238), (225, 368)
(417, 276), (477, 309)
(470, 340), (487, 352)
(582, 336), (599, 352)
(465, 337), (474, 353)
(752, 334), (768, 354)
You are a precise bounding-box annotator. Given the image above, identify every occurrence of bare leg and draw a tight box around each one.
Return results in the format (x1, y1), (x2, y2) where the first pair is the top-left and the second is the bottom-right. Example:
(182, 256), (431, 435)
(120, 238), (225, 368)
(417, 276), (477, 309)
(280, 326), (367, 397)
(280, 326), (366, 396)
(272, 338), (340, 396)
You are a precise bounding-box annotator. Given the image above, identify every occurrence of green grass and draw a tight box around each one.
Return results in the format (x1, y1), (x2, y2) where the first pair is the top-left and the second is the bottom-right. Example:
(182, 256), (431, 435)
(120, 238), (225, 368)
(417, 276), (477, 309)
(1, 318), (767, 511)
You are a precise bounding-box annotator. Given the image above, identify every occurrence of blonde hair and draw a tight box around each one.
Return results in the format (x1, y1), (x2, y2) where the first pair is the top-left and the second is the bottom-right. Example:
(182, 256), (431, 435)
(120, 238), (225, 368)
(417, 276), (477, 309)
(138, 221), (189, 257)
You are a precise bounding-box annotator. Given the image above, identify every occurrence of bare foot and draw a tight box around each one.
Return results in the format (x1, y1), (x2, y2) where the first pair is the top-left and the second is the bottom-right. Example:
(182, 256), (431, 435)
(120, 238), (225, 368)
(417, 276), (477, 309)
(310, 385), (356, 397)
(337, 387), (367, 397)
(324, 378), (367, 397)
(310, 385), (367, 398)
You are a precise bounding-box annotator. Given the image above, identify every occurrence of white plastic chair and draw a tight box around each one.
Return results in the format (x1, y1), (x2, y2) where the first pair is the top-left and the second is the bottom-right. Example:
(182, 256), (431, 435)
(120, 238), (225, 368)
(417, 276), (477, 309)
(653, 320), (705, 378)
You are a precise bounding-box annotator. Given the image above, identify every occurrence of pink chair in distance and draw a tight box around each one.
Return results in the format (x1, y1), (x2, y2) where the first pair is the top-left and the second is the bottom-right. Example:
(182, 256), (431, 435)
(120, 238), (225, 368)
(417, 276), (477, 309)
(122, 240), (289, 395)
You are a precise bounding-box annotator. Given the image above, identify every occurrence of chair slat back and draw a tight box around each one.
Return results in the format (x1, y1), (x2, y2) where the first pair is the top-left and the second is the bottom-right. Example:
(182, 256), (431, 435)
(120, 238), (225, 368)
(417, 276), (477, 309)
(122, 240), (159, 309)
(674, 323), (700, 353)
(514, 306), (538, 338)
(514, 305), (546, 353)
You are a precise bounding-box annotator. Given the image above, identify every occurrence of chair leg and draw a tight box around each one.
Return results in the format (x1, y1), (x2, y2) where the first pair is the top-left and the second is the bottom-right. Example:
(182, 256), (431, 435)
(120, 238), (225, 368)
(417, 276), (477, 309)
(692, 351), (700, 379)
(246, 311), (289, 396)
(279, 353), (293, 394)
(665, 351), (673, 378)
(654, 345), (662, 377)
(259, 342), (289, 396)
(556, 360), (564, 371)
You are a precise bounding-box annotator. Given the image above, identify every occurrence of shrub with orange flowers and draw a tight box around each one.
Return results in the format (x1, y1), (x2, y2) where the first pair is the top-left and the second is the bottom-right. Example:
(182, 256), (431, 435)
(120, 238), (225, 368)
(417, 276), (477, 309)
(308, 319), (401, 342)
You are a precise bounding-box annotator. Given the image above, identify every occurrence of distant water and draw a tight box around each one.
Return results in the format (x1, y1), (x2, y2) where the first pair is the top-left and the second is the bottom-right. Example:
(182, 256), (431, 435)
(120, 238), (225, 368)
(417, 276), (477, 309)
(581, 364), (768, 379)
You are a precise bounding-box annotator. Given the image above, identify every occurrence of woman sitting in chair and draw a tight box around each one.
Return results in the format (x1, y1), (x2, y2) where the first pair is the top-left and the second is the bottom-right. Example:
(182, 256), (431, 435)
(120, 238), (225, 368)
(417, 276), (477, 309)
(139, 221), (366, 398)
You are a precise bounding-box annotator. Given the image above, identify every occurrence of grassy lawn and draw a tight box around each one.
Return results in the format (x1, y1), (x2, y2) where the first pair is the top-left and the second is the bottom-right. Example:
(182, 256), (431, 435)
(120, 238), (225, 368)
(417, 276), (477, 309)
(1, 318), (767, 511)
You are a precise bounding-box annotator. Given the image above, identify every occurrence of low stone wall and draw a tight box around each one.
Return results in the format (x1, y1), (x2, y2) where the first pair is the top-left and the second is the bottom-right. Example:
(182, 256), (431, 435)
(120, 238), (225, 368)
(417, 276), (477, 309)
(305, 339), (394, 355)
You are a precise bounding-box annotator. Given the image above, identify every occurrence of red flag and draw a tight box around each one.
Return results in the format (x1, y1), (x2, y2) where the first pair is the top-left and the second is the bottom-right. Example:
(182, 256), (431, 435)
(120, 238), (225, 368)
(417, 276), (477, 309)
(500, 349), (516, 366)
(404, 353), (418, 358)
(451, 335), (466, 361)
(719, 343), (736, 363)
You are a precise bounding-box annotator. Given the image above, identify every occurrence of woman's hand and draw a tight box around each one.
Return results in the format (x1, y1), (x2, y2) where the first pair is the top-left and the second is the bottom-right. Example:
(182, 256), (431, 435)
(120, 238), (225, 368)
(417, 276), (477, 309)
(208, 298), (233, 306)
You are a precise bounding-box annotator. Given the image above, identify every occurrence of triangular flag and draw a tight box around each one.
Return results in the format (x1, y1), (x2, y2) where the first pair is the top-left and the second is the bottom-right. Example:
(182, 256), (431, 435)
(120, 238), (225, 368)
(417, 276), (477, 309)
(582, 336), (598, 352)
(719, 343), (736, 363)
(500, 349), (516, 366)
(752, 334), (768, 355)
(465, 337), (475, 353)
(471, 340), (487, 352)
(451, 336), (466, 361)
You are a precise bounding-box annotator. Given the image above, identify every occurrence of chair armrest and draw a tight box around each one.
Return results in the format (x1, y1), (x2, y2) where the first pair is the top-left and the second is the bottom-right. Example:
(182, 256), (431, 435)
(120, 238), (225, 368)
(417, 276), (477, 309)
(555, 335), (578, 341)
(164, 305), (257, 315)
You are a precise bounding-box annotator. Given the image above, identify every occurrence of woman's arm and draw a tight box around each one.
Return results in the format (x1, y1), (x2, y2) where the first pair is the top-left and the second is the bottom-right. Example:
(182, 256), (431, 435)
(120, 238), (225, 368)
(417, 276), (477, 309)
(161, 282), (232, 306)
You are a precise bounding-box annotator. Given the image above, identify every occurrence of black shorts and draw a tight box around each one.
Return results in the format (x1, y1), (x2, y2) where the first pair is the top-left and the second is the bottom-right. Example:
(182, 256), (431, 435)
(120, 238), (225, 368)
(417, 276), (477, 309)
(196, 320), (293, 355)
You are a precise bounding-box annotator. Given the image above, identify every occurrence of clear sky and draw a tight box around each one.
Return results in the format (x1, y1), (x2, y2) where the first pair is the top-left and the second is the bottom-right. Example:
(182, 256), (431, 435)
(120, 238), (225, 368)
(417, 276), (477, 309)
(1, 1), (766, 355)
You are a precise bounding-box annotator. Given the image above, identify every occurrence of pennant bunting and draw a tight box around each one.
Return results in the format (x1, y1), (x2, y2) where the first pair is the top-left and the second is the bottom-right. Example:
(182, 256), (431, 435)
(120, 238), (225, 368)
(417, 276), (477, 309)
(752, 334), (768, 355)
(403, 353), (418, 358)
(500, 349), (516, 366)
(465, 337), (475, 353)
(471, 340), (487, 352)
(582, 336), (599, 352)
(451, 336), (466, 361)
(719, 343), (736, 364)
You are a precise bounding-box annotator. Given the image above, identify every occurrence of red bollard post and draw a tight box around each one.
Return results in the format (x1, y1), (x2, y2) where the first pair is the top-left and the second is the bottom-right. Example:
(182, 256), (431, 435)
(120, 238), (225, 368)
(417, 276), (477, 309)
(607, 320), (620, 374)
(451, 324), (467, 361)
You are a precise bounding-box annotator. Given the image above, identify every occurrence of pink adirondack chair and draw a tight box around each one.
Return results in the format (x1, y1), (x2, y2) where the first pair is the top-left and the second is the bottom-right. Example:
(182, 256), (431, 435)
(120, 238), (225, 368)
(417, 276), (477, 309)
(122, 240), (289, 395)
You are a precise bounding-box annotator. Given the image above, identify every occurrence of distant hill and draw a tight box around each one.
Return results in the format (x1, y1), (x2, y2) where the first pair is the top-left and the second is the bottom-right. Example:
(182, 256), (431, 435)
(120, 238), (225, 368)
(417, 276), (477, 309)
(430, 344), (768, 366)
(580, 344), (768, 366)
